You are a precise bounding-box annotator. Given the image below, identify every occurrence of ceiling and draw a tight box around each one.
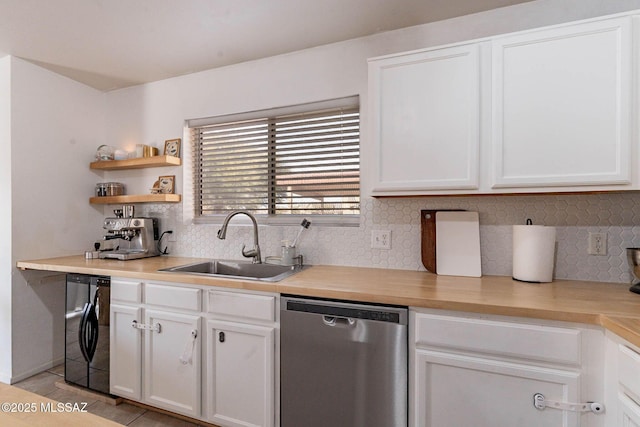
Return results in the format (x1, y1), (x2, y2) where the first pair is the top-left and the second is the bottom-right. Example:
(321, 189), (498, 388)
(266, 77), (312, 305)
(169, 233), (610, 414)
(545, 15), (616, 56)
(0, 0), (532, 91)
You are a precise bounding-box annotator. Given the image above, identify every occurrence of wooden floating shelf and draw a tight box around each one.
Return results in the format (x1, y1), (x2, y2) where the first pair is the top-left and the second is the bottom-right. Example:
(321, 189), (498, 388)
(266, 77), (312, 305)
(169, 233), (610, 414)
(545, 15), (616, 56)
(90, 155), (181, 170)
(90, 194), (182, 204)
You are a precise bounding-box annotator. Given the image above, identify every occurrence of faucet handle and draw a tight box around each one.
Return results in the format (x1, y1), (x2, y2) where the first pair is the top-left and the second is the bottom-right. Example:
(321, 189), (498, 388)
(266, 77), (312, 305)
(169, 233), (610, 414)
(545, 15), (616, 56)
(241, 244), (259, 260)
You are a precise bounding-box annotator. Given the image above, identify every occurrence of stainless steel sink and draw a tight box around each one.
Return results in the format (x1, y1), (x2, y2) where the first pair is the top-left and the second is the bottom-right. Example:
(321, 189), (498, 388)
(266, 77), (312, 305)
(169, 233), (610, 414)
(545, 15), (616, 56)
(158, 260), (307, 282)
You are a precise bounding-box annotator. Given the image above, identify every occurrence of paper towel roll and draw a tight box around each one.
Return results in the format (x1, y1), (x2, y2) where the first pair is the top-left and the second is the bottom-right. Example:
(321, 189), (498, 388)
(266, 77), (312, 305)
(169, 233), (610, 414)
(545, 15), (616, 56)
(512, 225), (556, 283)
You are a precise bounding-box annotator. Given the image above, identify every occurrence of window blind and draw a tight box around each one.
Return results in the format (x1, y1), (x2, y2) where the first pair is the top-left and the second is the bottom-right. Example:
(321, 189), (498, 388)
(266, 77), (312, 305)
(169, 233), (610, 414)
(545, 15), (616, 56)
(191, 99), (360, 217)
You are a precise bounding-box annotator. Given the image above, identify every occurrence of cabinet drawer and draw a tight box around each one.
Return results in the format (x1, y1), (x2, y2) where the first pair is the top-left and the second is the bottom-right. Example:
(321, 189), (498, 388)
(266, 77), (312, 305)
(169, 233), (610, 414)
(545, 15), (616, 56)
(207, 290), (275, 322)
(414, 312), (581, 365)
(619, 344), (640, 401)
(145, 283), (201, 312)
(111, 279), (142, 303)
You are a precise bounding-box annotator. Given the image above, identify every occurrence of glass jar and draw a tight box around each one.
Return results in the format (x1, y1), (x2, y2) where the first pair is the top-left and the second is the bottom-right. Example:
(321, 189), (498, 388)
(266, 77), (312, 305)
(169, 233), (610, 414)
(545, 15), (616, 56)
(95, 183), (108, 197)
(106, 182), (124, 196)
(96, 145), (115, 161)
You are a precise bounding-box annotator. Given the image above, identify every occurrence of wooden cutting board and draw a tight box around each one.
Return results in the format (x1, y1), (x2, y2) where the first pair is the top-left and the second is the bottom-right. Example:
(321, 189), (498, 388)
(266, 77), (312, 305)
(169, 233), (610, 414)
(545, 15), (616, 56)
(420, 209), (462, 273)
(435, 211), (481, 277)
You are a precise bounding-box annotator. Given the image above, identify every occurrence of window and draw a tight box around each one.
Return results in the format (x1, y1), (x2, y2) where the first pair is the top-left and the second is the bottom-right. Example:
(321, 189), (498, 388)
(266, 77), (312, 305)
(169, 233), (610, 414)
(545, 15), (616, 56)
(188, 97), (360, 224)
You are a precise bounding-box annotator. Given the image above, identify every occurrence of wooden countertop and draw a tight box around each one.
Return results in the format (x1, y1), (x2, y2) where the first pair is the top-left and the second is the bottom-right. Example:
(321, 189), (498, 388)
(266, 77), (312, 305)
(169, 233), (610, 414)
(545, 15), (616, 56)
(16, 255), (640, 346)
(0, 383), (121, 426)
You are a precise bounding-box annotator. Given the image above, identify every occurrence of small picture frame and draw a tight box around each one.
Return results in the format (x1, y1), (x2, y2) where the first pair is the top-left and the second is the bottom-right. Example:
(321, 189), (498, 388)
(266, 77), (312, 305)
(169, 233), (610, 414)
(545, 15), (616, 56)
(164, 138), (181, 158)
(152, 175), (175, 194)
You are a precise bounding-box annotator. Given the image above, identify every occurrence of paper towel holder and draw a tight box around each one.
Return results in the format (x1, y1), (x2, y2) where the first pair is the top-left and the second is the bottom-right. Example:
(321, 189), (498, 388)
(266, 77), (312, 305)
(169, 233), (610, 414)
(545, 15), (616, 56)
(512, 219), (556, 283)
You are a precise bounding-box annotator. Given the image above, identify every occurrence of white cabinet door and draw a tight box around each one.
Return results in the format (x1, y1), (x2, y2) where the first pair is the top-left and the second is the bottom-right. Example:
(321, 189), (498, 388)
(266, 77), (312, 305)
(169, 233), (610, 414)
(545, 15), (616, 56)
(492, 16), (632, 189)
(144, 309), (201, 418)
(621, 394), (640, 427)
(413, 349), (581, 427)
(369, 43), (482, 194)
(616, 342), (640, 426)
(109, 303), (142, 400)
(206, 319), (275, 427)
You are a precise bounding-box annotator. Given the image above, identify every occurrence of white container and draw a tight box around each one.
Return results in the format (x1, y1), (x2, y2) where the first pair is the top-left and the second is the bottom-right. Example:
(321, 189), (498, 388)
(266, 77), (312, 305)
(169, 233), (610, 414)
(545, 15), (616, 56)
(512, 224), (556, 283)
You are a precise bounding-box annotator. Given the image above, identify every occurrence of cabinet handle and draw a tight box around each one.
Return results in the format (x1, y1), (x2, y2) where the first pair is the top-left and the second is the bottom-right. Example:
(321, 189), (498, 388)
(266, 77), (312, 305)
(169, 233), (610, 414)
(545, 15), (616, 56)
(179, 329), (198, 365)
(219, 331), (225, 343)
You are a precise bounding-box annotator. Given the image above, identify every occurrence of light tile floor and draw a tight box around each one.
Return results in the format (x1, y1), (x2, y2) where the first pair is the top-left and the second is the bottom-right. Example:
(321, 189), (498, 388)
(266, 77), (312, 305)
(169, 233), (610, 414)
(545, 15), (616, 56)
(13, 365), (205, 426)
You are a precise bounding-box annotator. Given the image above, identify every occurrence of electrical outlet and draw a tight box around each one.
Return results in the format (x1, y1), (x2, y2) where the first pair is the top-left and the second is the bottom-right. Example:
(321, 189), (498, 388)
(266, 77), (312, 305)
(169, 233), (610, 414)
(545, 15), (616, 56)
(371, 230), (391, 249)
(588, 232), (607, 255)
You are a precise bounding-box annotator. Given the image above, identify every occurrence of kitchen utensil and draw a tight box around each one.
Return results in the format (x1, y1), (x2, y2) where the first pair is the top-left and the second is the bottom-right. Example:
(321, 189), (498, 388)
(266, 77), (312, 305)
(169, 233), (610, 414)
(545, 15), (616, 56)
(435, 211), (481, 277)
(291, 219), (311, 248)
(627, 248), (640, 294)
(420, 209), (463, 273)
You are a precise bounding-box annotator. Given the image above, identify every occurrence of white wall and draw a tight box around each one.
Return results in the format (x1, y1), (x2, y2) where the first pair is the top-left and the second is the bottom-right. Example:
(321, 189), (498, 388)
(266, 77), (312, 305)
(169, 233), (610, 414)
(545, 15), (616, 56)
(103, 0), (640, 285)
(8, 57), (105, 382)
(0, 55), (12, 383)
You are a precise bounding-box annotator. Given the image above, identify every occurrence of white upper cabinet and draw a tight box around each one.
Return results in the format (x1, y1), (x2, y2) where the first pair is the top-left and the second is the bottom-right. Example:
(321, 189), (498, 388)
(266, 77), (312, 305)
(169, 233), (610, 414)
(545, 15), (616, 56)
(369, 13), (638, 196)
(369, 43), (483, 194)
(491, 16), (633, 189)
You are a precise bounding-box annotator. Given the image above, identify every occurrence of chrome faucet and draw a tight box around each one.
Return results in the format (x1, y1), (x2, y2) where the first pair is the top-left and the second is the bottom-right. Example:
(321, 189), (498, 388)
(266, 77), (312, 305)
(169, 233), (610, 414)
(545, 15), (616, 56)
(217, 210), (262, 264)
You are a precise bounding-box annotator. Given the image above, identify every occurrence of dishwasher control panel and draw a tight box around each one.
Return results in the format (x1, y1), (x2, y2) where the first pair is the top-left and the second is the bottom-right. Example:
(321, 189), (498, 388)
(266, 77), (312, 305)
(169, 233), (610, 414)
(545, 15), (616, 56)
(285, 299), (404, 323)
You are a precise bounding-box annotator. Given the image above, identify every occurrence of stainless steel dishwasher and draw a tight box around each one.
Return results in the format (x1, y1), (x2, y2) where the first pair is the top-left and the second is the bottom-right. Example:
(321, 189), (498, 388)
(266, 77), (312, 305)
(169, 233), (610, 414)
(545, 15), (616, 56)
(280, 295), (408, 427)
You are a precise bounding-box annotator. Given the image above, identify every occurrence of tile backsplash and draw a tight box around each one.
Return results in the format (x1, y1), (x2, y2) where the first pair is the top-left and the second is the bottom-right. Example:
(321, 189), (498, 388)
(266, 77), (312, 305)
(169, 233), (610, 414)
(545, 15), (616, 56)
(142, 192), (640, 284)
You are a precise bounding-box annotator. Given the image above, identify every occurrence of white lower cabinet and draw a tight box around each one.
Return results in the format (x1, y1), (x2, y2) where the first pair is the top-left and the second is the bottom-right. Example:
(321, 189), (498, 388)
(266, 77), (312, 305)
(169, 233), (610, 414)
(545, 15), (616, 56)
(206, 320), (275, 427)
(110, 279), (202, 418)
(415, 349), (579, 427)
(410, 308), (605, 427)
(605, 332), (640, 427)
(110, 278), (277, 427)
(143, 309), (201, 417)
(204, 289), (277, 427)
(621, 395), (640, 427)
(110, 302), (142, 400)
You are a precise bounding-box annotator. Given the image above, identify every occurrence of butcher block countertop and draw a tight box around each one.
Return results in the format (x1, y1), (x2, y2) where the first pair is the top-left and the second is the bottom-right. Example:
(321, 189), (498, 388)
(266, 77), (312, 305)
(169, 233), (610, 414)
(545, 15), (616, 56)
(16, 255), (640, 346)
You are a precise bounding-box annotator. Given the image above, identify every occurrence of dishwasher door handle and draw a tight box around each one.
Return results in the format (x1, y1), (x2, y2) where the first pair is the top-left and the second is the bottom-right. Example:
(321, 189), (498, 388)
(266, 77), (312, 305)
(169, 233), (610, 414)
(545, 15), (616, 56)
(322, 315), (356, 327)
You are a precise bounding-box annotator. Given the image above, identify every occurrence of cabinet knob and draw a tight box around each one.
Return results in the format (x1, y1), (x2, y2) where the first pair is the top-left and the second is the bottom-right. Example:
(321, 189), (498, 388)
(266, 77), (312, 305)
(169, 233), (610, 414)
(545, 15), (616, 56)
(219, 331), (225, 343)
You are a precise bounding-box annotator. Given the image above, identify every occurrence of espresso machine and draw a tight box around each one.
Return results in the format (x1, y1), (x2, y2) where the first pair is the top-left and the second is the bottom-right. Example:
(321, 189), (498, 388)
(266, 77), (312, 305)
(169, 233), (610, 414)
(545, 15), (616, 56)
(99, 207), (160, 260)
